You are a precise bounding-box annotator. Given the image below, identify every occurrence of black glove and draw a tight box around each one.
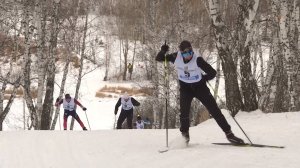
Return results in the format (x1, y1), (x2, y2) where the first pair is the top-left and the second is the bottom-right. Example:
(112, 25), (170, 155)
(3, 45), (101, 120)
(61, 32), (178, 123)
(161, 44), (169, 52)
(82, 107), (87, 111)
(114, 110), (118, 115)
(56, 98), (60, 102)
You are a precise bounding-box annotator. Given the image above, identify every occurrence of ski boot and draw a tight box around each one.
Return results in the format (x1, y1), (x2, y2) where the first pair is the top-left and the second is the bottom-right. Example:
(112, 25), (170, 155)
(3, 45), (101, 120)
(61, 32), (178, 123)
(181, 131), (190, 145)
(226, 132), (244, 144)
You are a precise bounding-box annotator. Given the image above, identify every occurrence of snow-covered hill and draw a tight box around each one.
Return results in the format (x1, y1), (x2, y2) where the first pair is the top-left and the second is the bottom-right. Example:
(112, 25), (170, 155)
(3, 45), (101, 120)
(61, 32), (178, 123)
(0, 110), (299, 168)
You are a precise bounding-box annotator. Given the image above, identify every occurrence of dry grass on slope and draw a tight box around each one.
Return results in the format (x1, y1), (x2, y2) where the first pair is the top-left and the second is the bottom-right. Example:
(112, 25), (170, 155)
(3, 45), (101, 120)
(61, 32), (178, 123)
(95, 85), (153, 98)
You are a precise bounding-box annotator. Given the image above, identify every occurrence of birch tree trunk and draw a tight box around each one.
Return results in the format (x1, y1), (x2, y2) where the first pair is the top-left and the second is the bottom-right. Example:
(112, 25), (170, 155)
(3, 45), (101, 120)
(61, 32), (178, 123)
(22, 0), (38, 129)
(50, 54), (70, 130)
(129, 38), (136, 80)
(144, 0), (164, 128)
(213, 55), (221, 99)
(0, 80), (20, 131)
(35, 0), (47, 128)
(104, 34), (111, 81)
(0, 16), (21, 130)
(70, 11), (89, 130)
(0, 65), (21, 131)
(294, 0), (300, 110)
(122, 39), (129, 81)
(272, 0), (288, 112)
(178, 0), (185, 40)
(259, 0), (280, 111)
(273, 53), (288, 112)
(289, 0), (300, 110)
(208, 0), (243, 116)
(237, 0), (259, 111)
(51, 0), (81, 130)
(258, 45), (277, 111)
(172, 0), (186, 128)
(278, 0), (295, 111)
(40, 0), (60, 130)
(259, 42), (264, 88)
(119, 39), (122, 74)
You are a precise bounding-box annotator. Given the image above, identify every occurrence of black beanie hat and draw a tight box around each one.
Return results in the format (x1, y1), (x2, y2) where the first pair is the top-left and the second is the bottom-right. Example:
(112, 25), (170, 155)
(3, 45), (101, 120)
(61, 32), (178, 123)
(179, 40), (192, 51)
(65, 94), (71, 99)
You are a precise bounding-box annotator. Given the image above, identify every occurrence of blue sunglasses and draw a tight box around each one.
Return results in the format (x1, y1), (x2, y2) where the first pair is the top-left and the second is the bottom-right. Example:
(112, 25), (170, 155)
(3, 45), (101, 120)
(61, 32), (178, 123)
(182, 50), (193, 58)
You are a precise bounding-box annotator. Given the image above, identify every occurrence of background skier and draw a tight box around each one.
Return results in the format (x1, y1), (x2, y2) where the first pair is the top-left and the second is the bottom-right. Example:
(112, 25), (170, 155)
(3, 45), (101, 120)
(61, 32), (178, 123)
(136, 115), (144, 129)
(114, 93), (140, 129)
(156, 40), (244, 144)
(55, 94), (88, 131)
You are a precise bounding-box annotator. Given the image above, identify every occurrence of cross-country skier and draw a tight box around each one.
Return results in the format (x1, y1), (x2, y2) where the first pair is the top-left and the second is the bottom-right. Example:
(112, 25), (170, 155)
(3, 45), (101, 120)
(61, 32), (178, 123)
(114, 93), (140, 129)
(156, 40), (244, 144)
(55, 94), (88, 131)
(136, 115), (144, 129)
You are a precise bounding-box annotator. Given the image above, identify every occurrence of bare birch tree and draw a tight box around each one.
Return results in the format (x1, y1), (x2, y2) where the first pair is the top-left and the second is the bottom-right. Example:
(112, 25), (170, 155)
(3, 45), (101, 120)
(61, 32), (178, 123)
(35, 0), (47, 129)
(40, 0), (61, 130)
(0, 67), (21, 130)
(208, 0), (243, 116)
(0, 2), (22, 130)
(293, 0), (300, 110)
(237, 0), (259, 111)
(22, 0), (38, 129)
(272, 0), (294, 112)
(70, 7), (89, 130)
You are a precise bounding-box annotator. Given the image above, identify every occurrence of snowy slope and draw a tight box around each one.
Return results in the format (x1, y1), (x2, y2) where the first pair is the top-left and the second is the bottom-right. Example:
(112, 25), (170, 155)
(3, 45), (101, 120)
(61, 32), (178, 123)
(0, 110), (299, 168)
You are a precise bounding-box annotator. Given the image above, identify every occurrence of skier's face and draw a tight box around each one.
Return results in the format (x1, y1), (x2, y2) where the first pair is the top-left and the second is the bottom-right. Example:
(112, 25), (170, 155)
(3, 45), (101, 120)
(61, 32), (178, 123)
(181, 48), (193, 60)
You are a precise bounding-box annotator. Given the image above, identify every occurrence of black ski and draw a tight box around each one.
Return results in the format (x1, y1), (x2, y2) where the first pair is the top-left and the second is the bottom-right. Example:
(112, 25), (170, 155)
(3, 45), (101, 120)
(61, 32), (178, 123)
(212, 142), (285, 149)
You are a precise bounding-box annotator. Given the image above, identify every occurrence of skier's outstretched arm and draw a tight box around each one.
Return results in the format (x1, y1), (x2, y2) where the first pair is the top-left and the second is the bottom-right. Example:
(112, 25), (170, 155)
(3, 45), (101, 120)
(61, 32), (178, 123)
(131, 98), (140, 106)
(74, 99), (87, 111)
(114, 98), (121, 114)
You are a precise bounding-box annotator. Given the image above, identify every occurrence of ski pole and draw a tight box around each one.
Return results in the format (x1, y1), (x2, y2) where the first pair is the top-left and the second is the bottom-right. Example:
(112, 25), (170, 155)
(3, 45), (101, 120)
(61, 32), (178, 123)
(58, 111), (61, 130)
(207, 82), (253, 144)
(230, 115), (253, 144)
(164, 40), (169, 148)
(135, 106), (140, 116)
(84, 110), (91, 130)
(114, 115), (116, 129)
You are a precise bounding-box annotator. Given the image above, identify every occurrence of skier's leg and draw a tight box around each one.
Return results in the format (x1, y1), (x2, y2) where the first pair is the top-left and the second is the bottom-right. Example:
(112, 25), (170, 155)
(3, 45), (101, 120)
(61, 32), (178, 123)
(116, 110), (127, 129)
(126, 109), (133, 129)
(71, 111), (86, 130)
(194, 85), (231, 133)
(63, 110), (70, 130)
(195, 84), (244, 144)
(179, 88), (193, 138)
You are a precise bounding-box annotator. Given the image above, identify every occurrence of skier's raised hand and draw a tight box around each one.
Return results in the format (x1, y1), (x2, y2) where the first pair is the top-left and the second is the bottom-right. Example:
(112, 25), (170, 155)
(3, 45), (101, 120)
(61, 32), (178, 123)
(161, 44), (169, 52)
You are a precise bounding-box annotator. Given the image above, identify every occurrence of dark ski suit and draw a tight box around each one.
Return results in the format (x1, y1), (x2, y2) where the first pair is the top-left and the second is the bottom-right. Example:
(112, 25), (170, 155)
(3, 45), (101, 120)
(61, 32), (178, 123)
(156, 49), (232, 134)
(114, 97), (140, 129)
